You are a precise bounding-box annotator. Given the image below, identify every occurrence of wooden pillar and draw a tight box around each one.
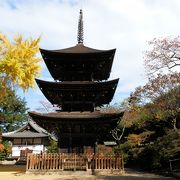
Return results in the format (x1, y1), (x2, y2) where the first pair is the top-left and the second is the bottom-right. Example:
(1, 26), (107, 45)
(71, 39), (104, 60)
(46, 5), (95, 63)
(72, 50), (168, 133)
(82, 126), (85, 153)
(56, 127), (61, 153)
(94, 141), (98, 154)
(68, 126), (72, 153)
(58, 137), (61, 153)
(56, 124), (64, 153)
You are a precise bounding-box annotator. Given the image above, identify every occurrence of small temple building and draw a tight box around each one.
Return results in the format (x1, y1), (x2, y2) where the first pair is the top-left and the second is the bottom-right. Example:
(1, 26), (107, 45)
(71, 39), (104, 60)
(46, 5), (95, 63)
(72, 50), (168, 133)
(2, 120), (55, 157)
(28, 10), (124, 154)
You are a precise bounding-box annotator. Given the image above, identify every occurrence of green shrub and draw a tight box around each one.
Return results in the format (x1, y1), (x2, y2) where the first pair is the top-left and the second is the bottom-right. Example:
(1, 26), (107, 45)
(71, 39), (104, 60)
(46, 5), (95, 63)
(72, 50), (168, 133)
(47, 140), (58, 153)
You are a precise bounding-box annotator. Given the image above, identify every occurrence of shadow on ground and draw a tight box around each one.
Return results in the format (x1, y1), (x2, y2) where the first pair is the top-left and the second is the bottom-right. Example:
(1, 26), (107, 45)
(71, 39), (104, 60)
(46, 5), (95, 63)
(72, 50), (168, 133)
(98, 176), (175, 180)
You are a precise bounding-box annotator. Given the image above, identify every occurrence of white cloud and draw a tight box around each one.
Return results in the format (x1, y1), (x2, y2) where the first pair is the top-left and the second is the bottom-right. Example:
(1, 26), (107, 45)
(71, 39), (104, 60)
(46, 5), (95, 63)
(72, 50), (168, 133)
(1, 0), (180, 109)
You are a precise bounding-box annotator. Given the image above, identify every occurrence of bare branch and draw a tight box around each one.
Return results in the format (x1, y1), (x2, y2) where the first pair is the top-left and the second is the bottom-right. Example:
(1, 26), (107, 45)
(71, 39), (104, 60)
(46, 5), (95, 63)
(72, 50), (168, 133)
(111, 125), (125, 144)
(145, 36), (180, 77)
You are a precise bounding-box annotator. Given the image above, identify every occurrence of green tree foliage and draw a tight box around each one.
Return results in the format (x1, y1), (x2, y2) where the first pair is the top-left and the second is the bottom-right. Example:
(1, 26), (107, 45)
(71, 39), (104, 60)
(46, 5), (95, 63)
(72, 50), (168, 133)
(0, 88), (28, 132)
(129, 130), (180, 169)
(47, 139), (58, 153)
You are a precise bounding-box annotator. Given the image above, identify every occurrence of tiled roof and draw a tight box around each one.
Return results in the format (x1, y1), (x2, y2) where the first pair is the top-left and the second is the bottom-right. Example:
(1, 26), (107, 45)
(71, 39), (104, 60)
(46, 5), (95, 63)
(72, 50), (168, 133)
(2, 131), (48, 138)
(2, 120), (57, 141)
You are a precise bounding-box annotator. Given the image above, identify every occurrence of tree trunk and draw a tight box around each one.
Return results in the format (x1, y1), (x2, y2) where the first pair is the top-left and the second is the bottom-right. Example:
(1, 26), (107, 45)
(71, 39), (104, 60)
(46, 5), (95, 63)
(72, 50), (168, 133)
(173, 117), (177, 130)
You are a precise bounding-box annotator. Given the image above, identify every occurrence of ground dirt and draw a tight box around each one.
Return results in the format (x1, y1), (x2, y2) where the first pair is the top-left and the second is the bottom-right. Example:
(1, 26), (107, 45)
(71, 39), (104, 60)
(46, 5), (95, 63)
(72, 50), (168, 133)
(0, 167), (176, 180)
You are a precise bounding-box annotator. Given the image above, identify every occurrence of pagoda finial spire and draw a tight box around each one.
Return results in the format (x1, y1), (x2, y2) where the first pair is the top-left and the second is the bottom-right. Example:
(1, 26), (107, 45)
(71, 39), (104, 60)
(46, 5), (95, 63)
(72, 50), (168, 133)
(77, 9), (84, 44)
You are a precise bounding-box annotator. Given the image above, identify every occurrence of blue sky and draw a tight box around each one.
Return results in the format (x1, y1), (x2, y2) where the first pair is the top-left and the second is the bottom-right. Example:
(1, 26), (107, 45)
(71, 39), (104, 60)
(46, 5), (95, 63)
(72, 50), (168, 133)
(1, 0), (180, 111)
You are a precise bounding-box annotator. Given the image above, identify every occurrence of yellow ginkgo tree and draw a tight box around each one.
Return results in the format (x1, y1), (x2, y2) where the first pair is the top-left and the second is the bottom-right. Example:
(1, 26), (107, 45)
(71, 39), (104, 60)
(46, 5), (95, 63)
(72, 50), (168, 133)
(0, 33), (41, 96)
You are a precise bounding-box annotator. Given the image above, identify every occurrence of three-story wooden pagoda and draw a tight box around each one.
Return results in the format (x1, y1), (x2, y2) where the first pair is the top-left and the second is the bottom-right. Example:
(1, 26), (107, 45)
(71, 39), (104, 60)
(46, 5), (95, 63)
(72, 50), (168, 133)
(29, 10), (124, 153)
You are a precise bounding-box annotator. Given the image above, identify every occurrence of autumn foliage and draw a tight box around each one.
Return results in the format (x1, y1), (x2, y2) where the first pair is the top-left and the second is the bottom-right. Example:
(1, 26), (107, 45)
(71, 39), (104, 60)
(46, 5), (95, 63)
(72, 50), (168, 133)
(113, 36), (180, 170)
(0, 144), (4, 152)
(0, 33), (41, 95)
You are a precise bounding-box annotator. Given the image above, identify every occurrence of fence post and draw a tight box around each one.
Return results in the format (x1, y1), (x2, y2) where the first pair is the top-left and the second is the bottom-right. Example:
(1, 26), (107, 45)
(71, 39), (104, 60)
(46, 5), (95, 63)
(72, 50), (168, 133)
(26, 153), (29, 171)
(62, 154), (64, 171)
(122, 155), (124, 172)
(86, 157), (88, 171)
(74, 154), (76, 171)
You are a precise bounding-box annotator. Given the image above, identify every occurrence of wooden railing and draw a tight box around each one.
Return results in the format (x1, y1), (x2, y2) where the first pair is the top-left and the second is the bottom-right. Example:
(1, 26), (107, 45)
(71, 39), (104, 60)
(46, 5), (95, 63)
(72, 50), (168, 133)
(26, 153), (64, 171)
(26, 153), (124, 172)
(89, 155), (123, 170)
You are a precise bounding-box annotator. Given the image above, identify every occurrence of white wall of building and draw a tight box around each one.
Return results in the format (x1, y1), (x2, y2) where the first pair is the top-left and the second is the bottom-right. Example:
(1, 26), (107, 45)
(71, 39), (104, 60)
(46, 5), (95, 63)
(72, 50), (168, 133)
(11, 145), (46, 157)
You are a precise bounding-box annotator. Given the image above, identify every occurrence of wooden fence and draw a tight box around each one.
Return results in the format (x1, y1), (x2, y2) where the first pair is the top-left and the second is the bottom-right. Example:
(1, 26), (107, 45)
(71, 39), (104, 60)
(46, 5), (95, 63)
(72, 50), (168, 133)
(26, 153), (124, 172)
(89, 155), (123, 170)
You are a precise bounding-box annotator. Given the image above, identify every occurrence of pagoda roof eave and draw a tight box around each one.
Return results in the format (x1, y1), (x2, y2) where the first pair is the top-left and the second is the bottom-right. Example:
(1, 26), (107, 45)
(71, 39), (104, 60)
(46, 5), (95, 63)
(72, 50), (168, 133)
(40, 44), (116, 55)
(35, 78), (119, 109)
(35, 78), (119, 86)
(28, 111), (124, 121)
(39, 44), (116, 81)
